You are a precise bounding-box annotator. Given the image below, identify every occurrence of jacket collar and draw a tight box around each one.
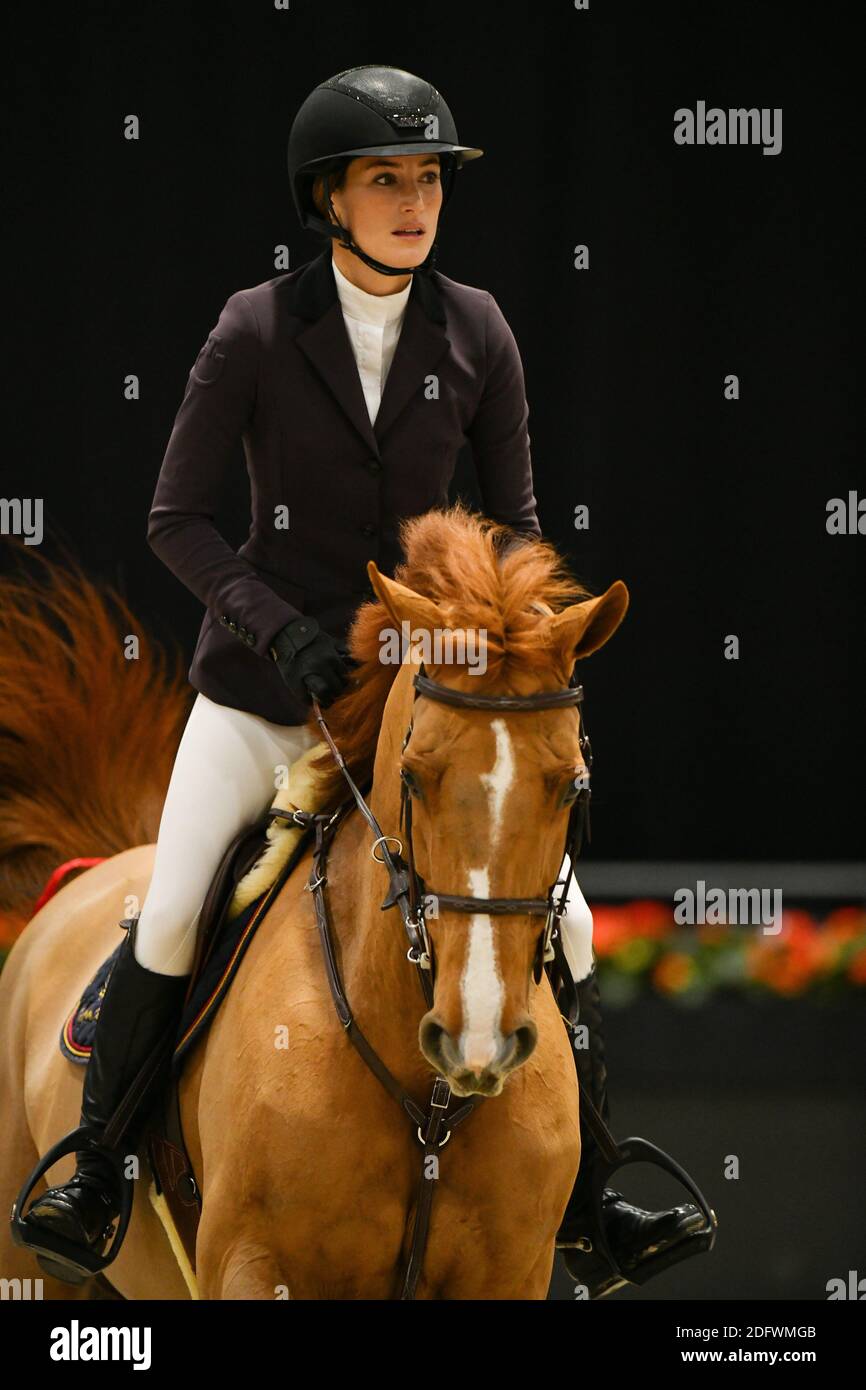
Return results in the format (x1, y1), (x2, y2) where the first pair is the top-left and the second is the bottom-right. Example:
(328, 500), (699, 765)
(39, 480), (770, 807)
(291, 245), (447, 325)
(285, 248), (450, 456)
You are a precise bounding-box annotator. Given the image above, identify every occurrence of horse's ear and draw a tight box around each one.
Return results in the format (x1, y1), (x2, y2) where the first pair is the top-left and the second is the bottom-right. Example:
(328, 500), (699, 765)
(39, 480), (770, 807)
(547, 580), (629, 662)
(366, 561), (444, 631)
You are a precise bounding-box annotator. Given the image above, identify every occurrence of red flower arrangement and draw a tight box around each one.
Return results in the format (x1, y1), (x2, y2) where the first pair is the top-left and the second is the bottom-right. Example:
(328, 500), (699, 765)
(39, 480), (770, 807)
(591, 901), (866, 1001)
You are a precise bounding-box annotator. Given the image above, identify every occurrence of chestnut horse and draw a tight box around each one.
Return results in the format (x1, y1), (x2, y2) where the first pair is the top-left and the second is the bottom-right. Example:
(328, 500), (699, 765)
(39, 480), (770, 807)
(0, 506), (628, 1299)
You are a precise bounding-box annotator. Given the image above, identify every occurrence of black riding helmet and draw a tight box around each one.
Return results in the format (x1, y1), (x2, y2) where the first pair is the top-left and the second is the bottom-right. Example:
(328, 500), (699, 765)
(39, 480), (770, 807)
(287, 65), (484, 276)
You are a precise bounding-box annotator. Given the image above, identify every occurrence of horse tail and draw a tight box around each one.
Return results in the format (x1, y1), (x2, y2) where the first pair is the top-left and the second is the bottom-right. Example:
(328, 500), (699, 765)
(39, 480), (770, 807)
(0, 537), (192, 929)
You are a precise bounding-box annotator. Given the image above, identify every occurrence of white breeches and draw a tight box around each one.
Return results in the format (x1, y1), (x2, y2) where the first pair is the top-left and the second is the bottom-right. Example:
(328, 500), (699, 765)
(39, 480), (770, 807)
(134, 691), (596, 983)
(134, 692), (321, 974)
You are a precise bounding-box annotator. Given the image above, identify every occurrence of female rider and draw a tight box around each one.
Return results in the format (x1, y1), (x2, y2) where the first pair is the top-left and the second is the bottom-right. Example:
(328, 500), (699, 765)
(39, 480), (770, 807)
(14, 65), (710, 1297)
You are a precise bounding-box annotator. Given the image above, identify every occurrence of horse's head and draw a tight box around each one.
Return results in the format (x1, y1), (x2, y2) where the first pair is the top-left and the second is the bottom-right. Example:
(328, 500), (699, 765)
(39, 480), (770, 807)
(367, 555), (629, 1098)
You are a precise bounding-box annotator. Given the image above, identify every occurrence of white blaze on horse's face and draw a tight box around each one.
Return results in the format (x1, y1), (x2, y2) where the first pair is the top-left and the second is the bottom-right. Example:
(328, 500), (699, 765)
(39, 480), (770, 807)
(457, 718), (513, 1071)
(479, 716), (514, 845)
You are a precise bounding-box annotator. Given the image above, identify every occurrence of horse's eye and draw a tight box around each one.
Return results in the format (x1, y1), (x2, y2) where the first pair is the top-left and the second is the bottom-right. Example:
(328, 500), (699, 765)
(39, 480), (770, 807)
(560, 770), (590, 808)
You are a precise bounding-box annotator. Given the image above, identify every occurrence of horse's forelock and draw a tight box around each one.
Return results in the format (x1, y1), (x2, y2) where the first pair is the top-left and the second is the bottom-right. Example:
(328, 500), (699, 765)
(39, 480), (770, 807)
(307, 502), (591, 805)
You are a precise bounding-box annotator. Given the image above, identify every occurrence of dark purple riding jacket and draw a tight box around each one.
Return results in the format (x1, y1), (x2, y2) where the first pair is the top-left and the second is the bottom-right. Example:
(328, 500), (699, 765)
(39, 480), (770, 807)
(147, 248), (542, 726)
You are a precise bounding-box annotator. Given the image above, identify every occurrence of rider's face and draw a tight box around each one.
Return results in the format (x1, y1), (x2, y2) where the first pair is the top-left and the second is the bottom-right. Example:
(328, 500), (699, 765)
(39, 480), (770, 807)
(323, 154), (443, 276)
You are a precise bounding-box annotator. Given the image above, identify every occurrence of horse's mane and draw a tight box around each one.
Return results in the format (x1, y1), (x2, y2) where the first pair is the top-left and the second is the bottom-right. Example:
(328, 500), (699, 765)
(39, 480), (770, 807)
(306, 500), (592, 806)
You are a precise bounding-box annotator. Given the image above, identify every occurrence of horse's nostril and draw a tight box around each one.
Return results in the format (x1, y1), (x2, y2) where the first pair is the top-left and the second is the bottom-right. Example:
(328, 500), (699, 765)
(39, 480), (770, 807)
(510, 1022), (538, 1067)
(419, 1017), (445, 1057)
(420, 1016), (461, 1069)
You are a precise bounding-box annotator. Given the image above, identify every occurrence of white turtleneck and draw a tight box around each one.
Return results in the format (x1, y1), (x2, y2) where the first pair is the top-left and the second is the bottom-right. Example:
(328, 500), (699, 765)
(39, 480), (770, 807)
(331, 256), (412, 425)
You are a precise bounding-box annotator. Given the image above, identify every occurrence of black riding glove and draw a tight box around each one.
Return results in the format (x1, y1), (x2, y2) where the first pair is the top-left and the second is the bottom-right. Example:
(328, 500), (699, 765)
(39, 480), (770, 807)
(269, 616), (351, 708)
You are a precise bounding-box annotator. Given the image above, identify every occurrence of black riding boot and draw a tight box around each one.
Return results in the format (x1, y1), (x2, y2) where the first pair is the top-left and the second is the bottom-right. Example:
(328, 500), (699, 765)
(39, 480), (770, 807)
(556, 963), (713, 1298)
(13, 916), (189, 1285)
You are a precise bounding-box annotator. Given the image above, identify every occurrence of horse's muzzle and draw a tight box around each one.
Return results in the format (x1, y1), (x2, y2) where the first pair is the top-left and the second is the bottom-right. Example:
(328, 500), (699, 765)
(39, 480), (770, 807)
(419, 1016), (538, 1096)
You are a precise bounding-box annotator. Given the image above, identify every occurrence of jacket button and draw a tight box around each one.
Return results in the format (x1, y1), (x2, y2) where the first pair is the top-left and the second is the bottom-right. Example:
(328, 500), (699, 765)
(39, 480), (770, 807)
(367, 459), (382, 476)
(360, 523), (377, 537)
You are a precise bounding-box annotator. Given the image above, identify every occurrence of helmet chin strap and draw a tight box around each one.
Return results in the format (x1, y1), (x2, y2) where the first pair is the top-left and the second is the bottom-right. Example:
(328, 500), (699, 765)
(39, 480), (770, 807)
(326, 195), (439, 276)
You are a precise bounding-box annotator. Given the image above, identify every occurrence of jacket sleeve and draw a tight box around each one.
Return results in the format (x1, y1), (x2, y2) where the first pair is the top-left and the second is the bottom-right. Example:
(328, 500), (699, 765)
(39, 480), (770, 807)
(147, 290), (301, 659)
(466, 292), (543, 541)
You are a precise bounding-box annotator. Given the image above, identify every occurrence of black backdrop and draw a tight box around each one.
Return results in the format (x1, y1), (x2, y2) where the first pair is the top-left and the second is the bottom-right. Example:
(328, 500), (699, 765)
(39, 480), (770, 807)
(5, 0), (863, 862)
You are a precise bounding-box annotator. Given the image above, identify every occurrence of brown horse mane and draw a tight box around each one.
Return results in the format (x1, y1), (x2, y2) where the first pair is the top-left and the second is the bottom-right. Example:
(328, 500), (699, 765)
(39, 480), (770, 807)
(304, 500), (592, 808)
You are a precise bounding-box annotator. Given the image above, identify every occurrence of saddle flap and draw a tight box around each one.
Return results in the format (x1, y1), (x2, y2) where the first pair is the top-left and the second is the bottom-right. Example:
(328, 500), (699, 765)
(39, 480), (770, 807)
(188, 812), (274, 988)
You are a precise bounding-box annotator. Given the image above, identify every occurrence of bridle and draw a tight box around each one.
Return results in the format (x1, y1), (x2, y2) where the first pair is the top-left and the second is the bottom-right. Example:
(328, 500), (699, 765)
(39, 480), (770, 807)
(306, 657), (591, 1020)
(393, 661), (592, 1019)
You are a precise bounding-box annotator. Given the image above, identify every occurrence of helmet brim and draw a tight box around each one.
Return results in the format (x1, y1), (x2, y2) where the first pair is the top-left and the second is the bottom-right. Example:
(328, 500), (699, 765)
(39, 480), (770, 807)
(298, 143), (484, 170)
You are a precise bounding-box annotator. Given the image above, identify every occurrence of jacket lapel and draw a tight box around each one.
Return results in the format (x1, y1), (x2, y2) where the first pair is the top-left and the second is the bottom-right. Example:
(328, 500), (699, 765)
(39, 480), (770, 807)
(289, 249), (450, 457)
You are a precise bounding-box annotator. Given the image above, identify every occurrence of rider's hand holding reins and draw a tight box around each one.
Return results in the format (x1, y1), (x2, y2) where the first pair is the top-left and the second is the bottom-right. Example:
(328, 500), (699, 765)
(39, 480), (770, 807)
(269, 616), (351, 707)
